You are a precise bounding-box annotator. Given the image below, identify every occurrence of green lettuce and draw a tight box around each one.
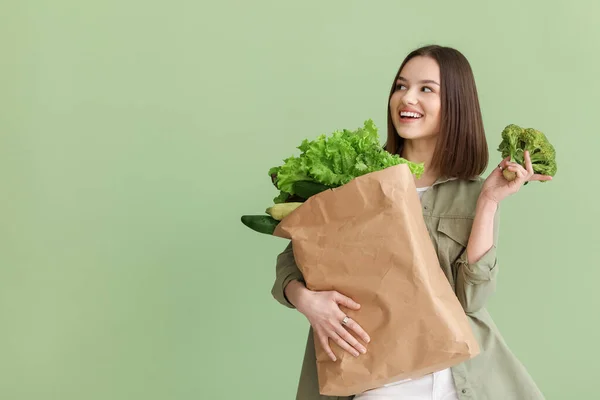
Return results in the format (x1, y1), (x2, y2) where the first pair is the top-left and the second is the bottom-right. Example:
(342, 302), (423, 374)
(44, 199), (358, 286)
(269, 119), (424, 203)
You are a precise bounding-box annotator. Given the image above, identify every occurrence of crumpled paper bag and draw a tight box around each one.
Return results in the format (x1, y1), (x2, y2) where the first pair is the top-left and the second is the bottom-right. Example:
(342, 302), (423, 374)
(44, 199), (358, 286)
(273, 164), (480, 396)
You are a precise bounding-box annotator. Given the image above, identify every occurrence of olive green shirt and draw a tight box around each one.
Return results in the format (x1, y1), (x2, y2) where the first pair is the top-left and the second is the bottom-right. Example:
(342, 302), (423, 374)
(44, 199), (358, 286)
(271, 176), (545, 400)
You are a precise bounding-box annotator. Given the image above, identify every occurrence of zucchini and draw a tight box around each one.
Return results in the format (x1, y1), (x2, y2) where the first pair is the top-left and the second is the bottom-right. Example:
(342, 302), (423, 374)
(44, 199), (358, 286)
(241, 215), (279, 235)
(293, 181), (331, 199)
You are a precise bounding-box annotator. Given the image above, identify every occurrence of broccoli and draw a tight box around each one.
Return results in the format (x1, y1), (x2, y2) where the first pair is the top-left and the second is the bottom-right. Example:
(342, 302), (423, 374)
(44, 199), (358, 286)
(497, 124), (557, 182)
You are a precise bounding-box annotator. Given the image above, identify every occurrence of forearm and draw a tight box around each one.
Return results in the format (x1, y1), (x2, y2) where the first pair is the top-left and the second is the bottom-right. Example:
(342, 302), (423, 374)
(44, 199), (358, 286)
(466, 197), (498, 264)
(271, 243), (306, 308)
(454, 194), (501, 312)
(284, 279), (310, 310)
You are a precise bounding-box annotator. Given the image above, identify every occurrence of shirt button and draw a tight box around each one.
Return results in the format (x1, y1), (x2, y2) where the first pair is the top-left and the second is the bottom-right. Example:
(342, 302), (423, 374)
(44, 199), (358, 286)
(462, 388), (468, 394)
(424, 205), (428, 210)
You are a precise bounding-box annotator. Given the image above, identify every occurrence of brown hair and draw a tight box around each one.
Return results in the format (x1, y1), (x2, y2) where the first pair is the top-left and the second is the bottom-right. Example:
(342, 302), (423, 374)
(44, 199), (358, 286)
(385, 45), (488, 179)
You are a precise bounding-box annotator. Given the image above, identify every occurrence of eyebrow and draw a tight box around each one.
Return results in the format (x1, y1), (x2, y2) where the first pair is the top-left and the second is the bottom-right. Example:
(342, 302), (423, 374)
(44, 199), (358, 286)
(396, 76), (440, 86)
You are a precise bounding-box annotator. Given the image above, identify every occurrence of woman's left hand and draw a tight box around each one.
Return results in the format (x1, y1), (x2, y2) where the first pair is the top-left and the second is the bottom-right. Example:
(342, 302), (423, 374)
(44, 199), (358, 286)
(480, 150), (553, 204)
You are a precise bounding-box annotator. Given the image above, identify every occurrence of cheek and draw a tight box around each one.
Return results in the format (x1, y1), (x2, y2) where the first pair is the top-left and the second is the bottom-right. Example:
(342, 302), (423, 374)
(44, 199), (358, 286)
(426, 100), (441, 117)
(434, 98), (441, 113)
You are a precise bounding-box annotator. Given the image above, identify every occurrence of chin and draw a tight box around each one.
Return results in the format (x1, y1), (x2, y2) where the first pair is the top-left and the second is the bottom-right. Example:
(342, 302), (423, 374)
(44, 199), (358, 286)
(395, 130), (417, 139)
(395, 128), (437, 141)
(395, 128), (426, 140)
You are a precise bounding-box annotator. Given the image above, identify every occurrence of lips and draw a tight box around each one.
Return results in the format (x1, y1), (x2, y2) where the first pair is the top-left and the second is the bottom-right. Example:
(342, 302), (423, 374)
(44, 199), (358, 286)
(399, 111), (423, 123)
(400, 113), (422, 119)
(399, 117), (421, 124)
(400, 107), (423, 116)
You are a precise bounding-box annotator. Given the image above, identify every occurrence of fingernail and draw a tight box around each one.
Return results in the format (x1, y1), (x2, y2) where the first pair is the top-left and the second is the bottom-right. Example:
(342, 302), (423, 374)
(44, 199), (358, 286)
(360, 347), (367, 354)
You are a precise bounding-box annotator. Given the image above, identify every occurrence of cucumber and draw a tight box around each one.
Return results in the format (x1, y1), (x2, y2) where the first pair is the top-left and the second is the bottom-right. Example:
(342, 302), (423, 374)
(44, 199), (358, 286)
(241, 215), (280, 235)
(293, 181), (331, 199)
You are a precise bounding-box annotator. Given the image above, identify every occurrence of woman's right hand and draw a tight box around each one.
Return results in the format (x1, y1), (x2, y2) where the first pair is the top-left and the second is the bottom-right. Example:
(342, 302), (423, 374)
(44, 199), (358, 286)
(286, 281), (370, 362)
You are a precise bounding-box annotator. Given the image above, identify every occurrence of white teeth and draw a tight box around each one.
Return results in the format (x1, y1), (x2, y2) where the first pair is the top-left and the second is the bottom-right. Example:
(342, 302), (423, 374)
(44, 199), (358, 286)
(400, 111), (422, 118)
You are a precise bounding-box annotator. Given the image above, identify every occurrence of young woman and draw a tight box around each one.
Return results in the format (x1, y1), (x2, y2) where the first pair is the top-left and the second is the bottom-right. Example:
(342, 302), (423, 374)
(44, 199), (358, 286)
(272, 45), (549, 400)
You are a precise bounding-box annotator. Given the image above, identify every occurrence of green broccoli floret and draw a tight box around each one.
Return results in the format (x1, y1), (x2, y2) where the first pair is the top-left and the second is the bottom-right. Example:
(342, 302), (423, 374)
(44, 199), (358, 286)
(497, 124), (557, 182)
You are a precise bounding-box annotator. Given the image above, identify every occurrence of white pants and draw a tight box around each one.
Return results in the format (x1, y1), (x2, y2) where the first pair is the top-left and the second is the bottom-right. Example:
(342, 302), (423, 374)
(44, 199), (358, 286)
(353, 368), (459, 400)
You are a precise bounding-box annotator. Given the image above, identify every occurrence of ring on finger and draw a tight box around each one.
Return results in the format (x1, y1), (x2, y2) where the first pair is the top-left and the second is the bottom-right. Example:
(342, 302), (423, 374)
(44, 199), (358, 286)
(341, 316), (349, 326)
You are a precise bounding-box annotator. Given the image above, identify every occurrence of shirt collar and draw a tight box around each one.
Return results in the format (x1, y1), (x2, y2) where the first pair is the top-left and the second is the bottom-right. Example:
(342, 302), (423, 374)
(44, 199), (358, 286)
(431, 175), (479, 187)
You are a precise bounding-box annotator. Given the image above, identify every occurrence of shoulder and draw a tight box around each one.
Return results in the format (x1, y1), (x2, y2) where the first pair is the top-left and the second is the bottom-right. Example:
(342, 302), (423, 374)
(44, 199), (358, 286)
(433, 177), (484, 218)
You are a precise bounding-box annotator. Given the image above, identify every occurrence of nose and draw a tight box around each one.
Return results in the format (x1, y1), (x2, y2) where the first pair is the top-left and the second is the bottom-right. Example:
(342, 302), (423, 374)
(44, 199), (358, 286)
(402, 92), (418, 106)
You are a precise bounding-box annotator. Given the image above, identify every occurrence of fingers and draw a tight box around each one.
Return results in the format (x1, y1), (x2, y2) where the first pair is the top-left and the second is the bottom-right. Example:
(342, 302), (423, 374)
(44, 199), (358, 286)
(531, 174), (553, 181)
(334, 292), (361, 311)
(317, 330), (338, 362)
(312, 291), (371, 362)
(505, 160), (529, 182)
(524, 150), (534, 176)
(503, 153), (554, 184)
(316, 328), (363, 361)
(498, 156), (511, 170)
(335, 320), (368, 355)
(331, 328), (364, 357)
(341, 316), (371, 344)
(506, 151), (552, 182)
(333, 291), (370, 344)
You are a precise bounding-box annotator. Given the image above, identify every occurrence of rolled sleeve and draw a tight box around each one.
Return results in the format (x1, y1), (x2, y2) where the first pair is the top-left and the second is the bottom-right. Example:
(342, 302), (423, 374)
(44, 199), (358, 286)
(271, 242), (305, 309)
(455, 206), (500, 313)
(457, 243), (498, 284)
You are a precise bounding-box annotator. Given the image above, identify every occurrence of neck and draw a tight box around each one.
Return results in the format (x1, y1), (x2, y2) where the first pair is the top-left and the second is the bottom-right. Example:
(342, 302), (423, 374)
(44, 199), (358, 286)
(400, 138), (439, 188)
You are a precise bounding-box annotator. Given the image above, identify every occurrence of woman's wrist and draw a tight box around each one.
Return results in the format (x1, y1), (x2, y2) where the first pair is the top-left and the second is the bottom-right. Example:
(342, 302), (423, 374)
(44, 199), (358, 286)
(284, 280), (310, 309)
(477, 191), (500, 212)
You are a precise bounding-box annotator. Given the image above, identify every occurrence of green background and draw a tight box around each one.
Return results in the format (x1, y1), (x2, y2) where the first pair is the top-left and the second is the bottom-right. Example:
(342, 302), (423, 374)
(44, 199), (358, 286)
(1, 1), (597, 399)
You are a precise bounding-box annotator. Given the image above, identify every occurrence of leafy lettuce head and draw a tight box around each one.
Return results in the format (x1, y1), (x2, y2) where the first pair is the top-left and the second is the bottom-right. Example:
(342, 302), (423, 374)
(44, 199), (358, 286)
(269, 119), (424, 203)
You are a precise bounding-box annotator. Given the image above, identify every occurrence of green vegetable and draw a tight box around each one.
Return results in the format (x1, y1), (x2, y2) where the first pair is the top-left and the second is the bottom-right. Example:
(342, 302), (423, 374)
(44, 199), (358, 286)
(266, 202), (303, 220)
(497, 124), (557, 182)
(240, 215), (279, 235)
(292, 181), (331, 199)
(272, 191), (290, 204)
(269, 119), (424, 203)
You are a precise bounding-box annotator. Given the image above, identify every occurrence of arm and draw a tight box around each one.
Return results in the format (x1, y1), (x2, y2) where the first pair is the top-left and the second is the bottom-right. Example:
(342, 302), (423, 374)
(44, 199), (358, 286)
(271, 242), (308, 308)
(270, 242), (370, 360)
(455, 150), (553, 312)
(454, 197), (500, 313)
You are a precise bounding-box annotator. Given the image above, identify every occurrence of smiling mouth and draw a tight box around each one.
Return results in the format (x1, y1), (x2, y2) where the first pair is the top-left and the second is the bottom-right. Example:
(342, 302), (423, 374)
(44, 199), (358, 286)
(399, 112), (423, 122)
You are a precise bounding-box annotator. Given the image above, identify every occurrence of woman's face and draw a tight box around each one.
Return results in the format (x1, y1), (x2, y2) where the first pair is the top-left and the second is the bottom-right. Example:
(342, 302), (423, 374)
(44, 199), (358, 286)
(389, 56), (441, 142)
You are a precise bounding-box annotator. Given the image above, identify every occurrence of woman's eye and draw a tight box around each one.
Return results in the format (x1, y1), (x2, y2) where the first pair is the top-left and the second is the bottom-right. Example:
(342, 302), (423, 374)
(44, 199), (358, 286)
(422, 86), (433, 93)
(395, 84), (407, 91)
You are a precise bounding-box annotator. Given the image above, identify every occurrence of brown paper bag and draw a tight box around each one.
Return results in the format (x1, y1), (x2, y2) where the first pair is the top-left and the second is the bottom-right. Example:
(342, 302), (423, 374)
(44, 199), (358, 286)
(273, 164), (480, 396)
